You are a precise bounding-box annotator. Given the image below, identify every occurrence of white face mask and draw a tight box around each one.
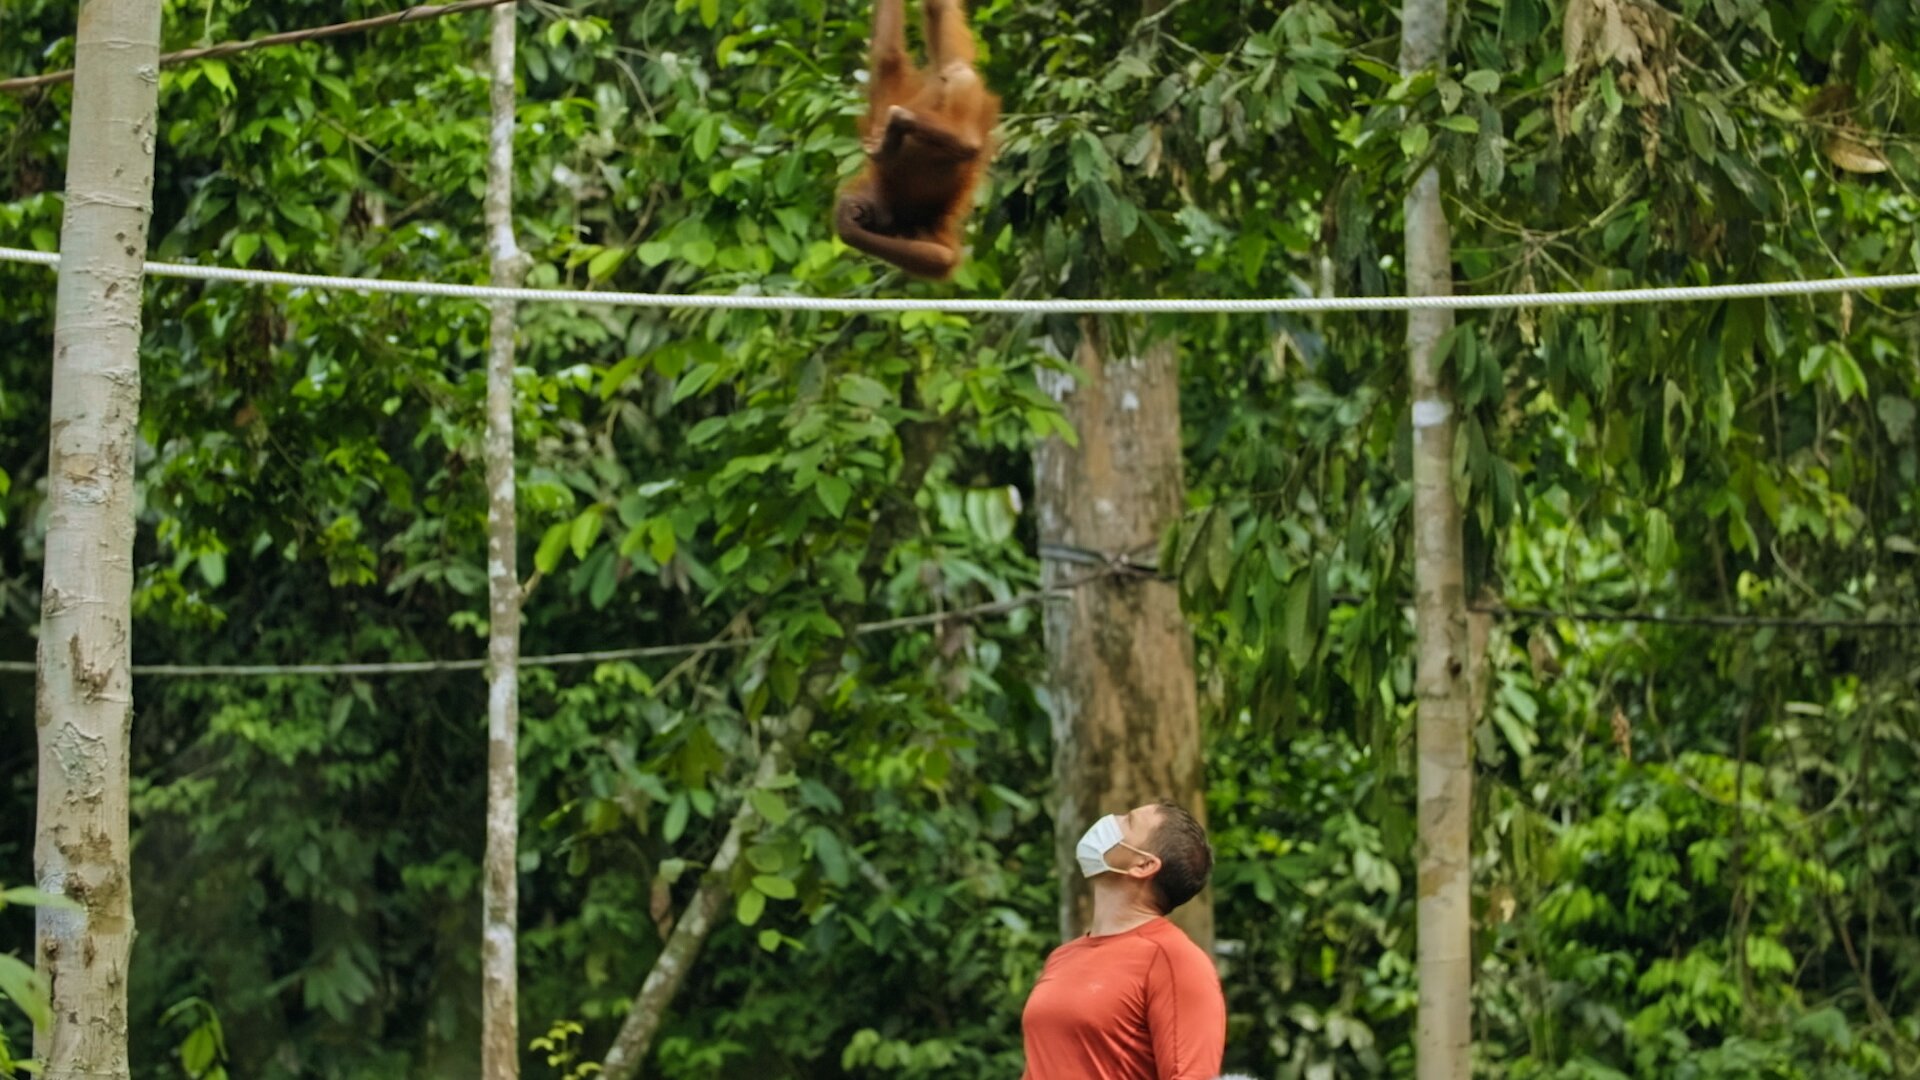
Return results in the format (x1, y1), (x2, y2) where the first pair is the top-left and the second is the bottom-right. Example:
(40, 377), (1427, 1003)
(1075, 814), (1154, 878)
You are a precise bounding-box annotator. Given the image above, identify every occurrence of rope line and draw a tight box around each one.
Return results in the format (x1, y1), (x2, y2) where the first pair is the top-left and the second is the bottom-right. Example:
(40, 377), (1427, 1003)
(5, 247), (1919, 314)
(0, 0), (521, 95)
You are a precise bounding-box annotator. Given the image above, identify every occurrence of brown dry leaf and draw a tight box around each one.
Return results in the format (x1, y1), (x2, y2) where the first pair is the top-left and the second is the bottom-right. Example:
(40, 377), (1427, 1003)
(1610, 706), (1633, 762)
(1557, 0), (1673, 132)
(1527, 631), (1563, 680)
(1824, 135), (1890, 174)
(1517, 264), (1538, 345)
(1487, 882), (1518, 925)
(650, 876), (676, 940)
(1805, 84), (1853, 118)
(1562, 0), (1598, 73)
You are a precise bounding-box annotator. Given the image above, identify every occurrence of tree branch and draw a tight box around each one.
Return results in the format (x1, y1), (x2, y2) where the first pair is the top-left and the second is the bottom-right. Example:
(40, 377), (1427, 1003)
(0, 0), (522, 95)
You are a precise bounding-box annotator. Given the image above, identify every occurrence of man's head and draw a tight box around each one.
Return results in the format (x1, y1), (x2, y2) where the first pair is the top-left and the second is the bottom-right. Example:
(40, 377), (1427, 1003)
(1081, 801), (1214, 914)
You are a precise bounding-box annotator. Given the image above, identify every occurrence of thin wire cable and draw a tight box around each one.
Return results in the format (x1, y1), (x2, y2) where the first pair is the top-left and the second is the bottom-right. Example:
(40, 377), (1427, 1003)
(5, 247), (1919, 314)
(1472, 603), (1920, 631)
(0, 0), (521, 95)
(3, 573), (1912, 678)
(0, 576), (1083, 679)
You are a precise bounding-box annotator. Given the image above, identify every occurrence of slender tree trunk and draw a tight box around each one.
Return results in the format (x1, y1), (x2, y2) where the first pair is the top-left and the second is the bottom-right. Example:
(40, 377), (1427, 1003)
(33, 1), (162, 1076)
(1034, 319), (1211, 952)
(599, 708), (817, 1080)
(1401, 0), (1471, 1074)
(481, 7), (527, 1079)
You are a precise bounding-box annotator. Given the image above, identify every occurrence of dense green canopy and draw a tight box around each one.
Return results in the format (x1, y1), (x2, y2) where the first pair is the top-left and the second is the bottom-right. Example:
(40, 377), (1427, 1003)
(3, 0), (1919, 1075)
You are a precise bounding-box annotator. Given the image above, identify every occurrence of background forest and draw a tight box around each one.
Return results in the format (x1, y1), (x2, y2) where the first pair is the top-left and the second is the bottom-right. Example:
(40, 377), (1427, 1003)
(4, 0), (1920, 1076)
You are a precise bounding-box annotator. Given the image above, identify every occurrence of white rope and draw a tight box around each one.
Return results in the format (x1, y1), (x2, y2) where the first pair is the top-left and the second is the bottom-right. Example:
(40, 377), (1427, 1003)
(5, 246), (1919, 314)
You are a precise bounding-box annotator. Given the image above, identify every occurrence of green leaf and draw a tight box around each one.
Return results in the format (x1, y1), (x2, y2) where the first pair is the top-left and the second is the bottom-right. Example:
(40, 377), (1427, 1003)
(1435, 114), (1479, 134)
(1827, 346), (1868, 402)
(638, 241), (673, 267)
(1598, 68), (1622, 115)
(1645, 508), (1675, 573)
(232, 233), (261, 265)
(198, 551), (226, 589)
(1351, 58), (1398, 83)
(183, 1025), (217, 1073)
(769, 658), (800, 705)
(758, 929), (782, 952)
(745, 844), (785, 873)
(535, 522), (571, 574)
(200, 60), (235, 97)
(752, 874), (797, 900)
(1877, 395), (1916, 444)
(699, 0), (719, 28)
(0, 887), (81, 912)
(648, 518), (677, 566)
(1462, 70), (1500, 95)
(569, 506), (605, 560)
(691, 117), (720, 161)
(808, 826), (851, 886)
(0, 953), (50, 1030)
(1493, 703), (1536, 760)
(1205, 507), (1233, 592)
(749, 789), (791, 827)
(587, 247), (630, 282)
(1792, 1006), (1853, 1049)
(674, 362), (720, 404)
(815, 475), (853, 518)
(600, 356), (645, 402)
(735, 887), (766, 926)
(1283, 571), (1314, 670)
(589, 552), (619, 609)
(1400, 123), (1430, 159)
(663, 793), (691, 843)
(964, 488), (1016, 545)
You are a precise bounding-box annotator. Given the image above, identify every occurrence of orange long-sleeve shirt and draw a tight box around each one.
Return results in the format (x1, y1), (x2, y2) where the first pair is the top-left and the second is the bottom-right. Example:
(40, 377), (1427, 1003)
(1019, 917), (1226, 1080)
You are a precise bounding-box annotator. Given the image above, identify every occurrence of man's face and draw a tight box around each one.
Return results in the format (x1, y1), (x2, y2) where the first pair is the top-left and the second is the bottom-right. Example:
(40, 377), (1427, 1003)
(1107, 803), (1165, 872)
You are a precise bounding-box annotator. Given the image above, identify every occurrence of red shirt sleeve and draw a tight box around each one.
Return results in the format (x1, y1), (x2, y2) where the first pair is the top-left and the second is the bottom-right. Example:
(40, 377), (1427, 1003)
(1145, 940), (1226, 1080)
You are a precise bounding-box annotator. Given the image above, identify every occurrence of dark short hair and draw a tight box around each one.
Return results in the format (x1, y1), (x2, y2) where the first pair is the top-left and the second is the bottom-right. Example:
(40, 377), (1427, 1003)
(1145, 801), (1212, 914)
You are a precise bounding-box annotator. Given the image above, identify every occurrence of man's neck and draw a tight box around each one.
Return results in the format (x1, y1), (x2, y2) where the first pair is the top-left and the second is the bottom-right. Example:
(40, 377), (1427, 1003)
(1086, 887), (1162, 937)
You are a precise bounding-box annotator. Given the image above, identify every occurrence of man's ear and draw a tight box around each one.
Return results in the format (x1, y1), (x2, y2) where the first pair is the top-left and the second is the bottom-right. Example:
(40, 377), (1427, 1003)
(1128, 853), (1162, 879)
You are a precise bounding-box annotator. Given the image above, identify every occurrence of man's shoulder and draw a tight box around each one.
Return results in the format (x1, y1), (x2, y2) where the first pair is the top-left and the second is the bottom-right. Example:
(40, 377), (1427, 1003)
(1141, 920), (1220, 977)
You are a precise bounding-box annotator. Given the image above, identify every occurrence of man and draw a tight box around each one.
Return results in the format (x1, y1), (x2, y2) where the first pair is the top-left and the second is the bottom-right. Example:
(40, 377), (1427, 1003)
(1019, 801), (1227, 1080)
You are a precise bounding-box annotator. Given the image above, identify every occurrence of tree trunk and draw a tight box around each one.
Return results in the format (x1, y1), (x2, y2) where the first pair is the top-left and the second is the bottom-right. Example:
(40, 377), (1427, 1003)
(33, 1), (162, 1076)
(599, 708), (817, 1080)
(481, 7), (527, 1079)
(1034, 319), (1211, 953)
(1400, 0), (1472, 1072)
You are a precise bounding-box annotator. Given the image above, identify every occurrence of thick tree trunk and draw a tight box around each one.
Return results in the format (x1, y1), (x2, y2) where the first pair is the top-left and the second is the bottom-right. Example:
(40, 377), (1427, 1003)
(599, 708), (817, 1080)
(1034, 319), (1211, 952)
(33, 1), (162, 1076)
(1400, 0), (1472, 1073)
(480, 7), (527, 1079)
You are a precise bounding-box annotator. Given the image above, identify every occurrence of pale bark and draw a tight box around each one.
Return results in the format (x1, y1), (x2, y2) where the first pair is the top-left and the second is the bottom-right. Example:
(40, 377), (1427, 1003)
(1034, 319), (1212, 953)
(599, 708), (817, 1080)
(481, 6), (528, 1079)
(33, 1), (162, 1077)
(1401, 0), (1472, 1073)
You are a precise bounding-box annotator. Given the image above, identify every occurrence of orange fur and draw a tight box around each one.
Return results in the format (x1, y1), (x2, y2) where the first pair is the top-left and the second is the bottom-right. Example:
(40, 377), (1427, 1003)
(834, 0), (1000, 280)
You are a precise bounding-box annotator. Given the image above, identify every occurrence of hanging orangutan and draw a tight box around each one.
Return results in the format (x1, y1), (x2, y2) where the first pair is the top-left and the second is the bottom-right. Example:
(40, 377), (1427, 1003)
(833, 0), (1000, 280)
